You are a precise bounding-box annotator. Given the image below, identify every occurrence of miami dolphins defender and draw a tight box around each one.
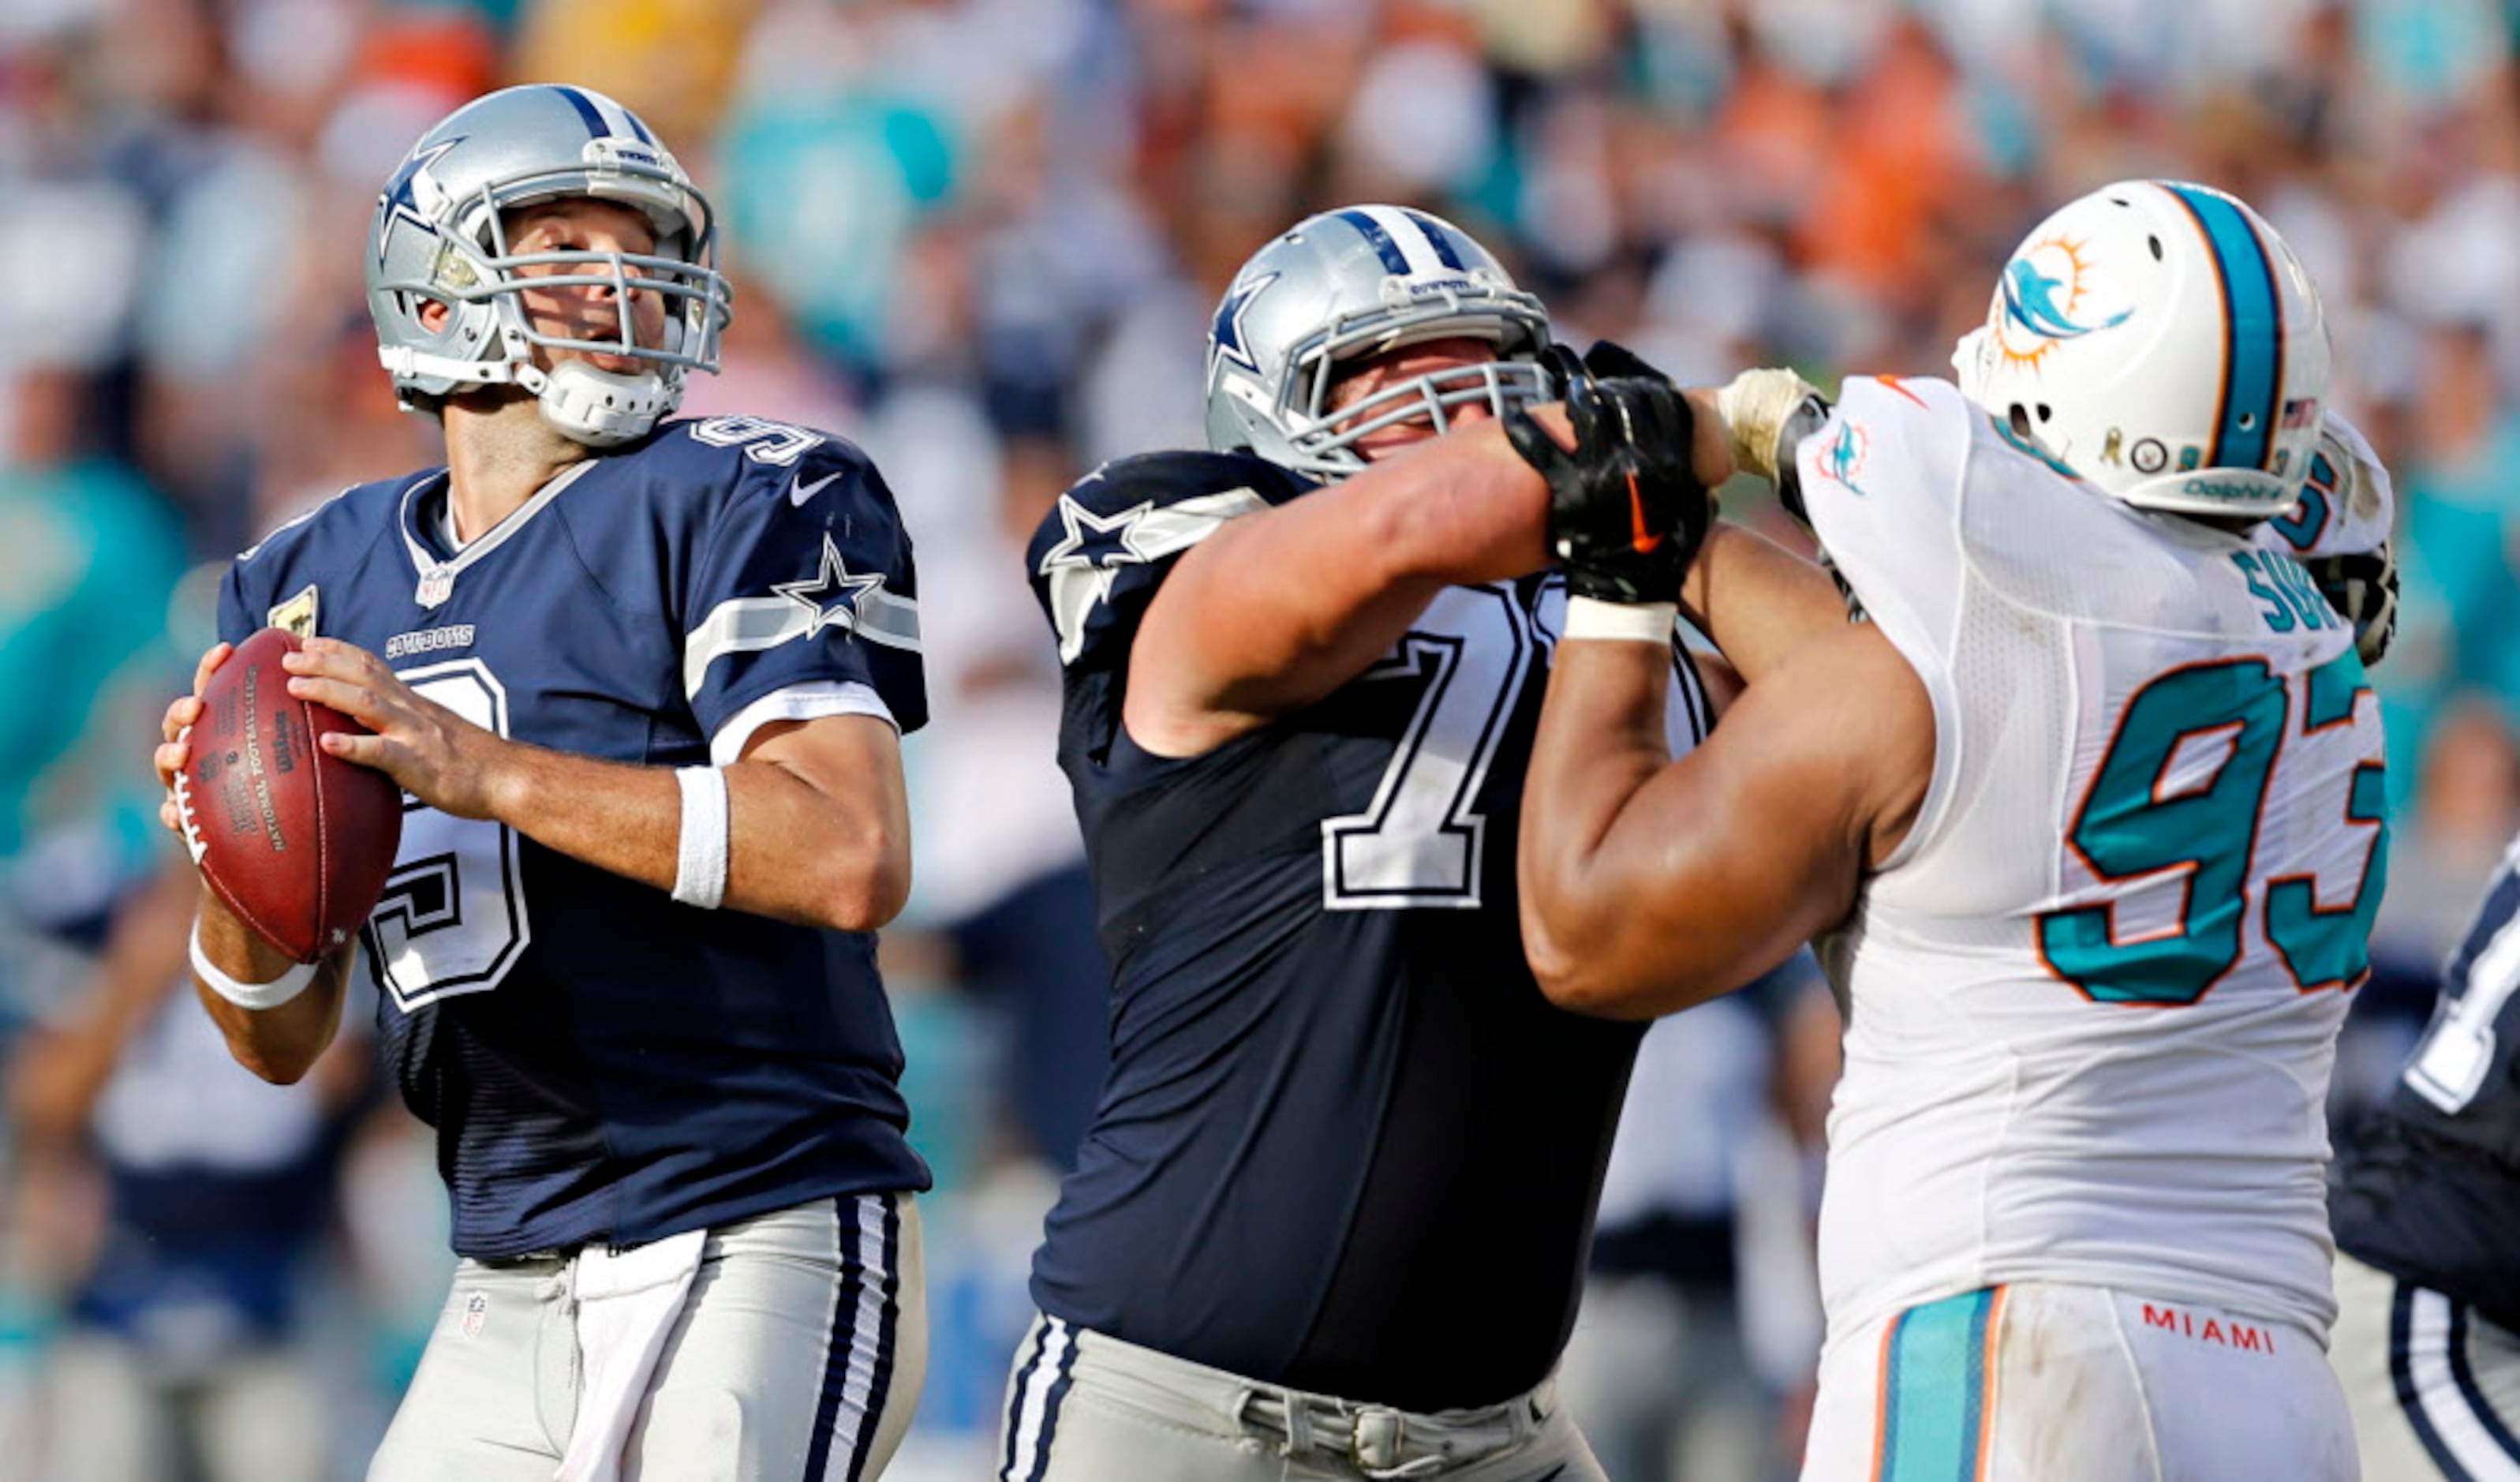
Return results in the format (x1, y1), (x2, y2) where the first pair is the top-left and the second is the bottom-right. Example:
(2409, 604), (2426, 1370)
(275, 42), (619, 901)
(1520, 180), (2393, 1480)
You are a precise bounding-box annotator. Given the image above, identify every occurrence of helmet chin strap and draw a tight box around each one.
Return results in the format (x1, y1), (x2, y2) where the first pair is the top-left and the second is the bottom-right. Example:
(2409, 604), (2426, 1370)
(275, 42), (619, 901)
(517, 359), (677, 447)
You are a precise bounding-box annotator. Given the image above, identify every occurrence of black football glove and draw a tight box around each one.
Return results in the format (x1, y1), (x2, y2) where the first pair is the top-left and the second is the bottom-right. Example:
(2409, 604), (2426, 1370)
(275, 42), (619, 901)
(2308, 544), (2398, 668)
(1503, 376), (1711, 604)
(1540, 340), (1591, 399)
(1535, 338), (1658, 395)
(1579, 339), (1670, 386)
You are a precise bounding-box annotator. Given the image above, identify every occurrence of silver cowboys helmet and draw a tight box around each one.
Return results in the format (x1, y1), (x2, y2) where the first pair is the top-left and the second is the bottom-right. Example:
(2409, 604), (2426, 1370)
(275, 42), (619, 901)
(1204, 205), (1554, 481)
(365, 84), (733, 447)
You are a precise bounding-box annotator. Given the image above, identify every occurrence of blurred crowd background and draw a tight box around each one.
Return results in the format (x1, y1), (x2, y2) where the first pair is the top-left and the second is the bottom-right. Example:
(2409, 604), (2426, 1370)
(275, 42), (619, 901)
(0, 0), (2512, 1476)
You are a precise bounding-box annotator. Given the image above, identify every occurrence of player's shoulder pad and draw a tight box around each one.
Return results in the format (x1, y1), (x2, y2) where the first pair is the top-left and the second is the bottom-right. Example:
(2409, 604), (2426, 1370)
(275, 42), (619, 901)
(644, 415), (894, 519)
(2262, 410), (2393, 561)
(1789, 376), (1994, 675)
(1795, 375), (1976, 547)
(1027, 449), (1310, 670)
(235, 471), (421, 571)
(223, 472), (419, 641)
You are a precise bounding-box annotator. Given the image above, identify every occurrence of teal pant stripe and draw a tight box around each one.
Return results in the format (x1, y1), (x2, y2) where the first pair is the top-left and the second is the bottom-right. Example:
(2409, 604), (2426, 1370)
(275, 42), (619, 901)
(1881, 1289), (1996, 1481)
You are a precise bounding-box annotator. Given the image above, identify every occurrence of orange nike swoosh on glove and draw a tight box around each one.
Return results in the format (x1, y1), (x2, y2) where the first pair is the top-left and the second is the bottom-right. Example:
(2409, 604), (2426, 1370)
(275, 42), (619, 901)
(1628, 472), (1664, 554)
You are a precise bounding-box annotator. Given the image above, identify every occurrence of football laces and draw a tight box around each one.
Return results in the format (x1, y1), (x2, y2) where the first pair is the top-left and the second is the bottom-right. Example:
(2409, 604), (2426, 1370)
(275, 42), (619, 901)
(171, 723), (208, 865)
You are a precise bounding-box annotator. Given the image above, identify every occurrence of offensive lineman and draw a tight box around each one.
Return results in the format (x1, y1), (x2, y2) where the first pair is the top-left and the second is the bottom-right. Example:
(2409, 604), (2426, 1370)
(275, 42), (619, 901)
(152, 86), (929, 1480)
(1519, 181), (2391, 1477)
(997, 205), (1739, 1480)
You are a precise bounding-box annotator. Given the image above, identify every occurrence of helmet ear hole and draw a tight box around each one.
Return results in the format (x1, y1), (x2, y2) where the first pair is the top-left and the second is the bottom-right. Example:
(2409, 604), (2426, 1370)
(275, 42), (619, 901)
(2036, 403), (2053, 424)
(2009, 403), (2036, 440)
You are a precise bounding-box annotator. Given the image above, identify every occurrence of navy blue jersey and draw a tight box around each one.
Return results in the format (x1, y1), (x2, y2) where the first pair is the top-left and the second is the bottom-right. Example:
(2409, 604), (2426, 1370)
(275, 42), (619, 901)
(2334, 833), (2520, 1330)
(1024, 450), (1706, 1411)
(217, 415), (931, 1258)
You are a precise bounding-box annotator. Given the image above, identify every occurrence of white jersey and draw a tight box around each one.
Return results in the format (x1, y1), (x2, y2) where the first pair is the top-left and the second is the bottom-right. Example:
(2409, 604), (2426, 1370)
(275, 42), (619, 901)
(1793, 376), (2391, 1344)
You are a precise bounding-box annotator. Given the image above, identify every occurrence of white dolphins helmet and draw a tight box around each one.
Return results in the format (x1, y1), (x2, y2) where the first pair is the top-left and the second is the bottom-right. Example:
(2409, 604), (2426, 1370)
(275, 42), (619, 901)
(1953, 179), (2330, 520)
(365, 84), (733, 447)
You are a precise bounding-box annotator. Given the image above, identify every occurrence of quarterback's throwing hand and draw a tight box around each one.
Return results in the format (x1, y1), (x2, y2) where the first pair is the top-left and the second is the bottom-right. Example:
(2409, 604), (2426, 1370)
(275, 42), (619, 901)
(1505, 376), (1711, 604)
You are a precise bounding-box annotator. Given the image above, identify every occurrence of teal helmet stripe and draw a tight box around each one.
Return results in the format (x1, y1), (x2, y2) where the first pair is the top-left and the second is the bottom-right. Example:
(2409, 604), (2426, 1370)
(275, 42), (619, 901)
(2165, 183), (2283, 472)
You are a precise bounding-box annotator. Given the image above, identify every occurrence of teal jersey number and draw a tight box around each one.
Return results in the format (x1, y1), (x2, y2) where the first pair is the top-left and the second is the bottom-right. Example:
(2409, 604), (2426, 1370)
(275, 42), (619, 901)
(2037, 652), (2384, 1005)
(2265, 655), (2391, 990)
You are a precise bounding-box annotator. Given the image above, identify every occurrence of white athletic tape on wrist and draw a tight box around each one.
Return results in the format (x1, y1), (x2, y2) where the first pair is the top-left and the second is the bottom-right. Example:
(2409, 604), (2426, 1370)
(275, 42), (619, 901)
(189, 921), (317, 1010)
(1564, 597), (1678, 644)
(1715, 368), (1823, 482)
(672, 765), (730, 909)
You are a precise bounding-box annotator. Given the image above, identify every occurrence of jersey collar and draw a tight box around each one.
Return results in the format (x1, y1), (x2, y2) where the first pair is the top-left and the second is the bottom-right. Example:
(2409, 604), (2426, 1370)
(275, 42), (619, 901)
(398, 460), (596, 608)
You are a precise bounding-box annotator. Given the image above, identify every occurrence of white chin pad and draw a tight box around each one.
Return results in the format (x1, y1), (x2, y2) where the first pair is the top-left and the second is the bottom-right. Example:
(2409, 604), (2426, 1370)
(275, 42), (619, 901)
(536, 360), (675, 447)
(1950, 327), (1990, 398)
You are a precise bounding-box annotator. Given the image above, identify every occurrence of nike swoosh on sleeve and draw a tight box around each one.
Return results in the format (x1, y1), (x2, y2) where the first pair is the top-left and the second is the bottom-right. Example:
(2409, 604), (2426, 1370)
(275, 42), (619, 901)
(789, 471), (844, 507)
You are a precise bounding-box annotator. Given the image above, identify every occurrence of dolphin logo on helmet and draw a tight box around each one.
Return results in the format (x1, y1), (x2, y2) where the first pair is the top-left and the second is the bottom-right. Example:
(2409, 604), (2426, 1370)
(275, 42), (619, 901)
(1956, 182), (2329, 522)
(2001, 253), (2132, 344)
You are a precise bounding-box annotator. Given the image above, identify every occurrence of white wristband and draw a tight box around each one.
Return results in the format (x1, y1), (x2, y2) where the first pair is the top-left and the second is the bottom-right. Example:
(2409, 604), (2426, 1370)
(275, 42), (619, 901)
(1564, 597), (1678, 644)
(673, 765), (730, 909)
(189, 922), (318, 1011)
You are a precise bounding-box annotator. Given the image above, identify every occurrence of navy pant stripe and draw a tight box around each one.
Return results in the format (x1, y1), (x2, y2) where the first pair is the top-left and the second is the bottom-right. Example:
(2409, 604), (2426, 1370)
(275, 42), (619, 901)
(999, 1319), (1052, 1481)
(2447, 1299), (2520, 1463)
(1023, 1324), (1080, 1482)
(2395, 1281), (2484, 1481)
(802, 1196), (869, 1480)
(840, 1196), (903, 1482)
(998, 1316), (1081, 1482)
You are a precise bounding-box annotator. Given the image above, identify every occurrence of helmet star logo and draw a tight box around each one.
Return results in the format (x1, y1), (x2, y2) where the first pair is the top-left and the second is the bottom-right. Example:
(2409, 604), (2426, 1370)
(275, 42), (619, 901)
(378, 137), (463, 265)
(772, 533), (888, 638)
(1210, 271), (1280, 376)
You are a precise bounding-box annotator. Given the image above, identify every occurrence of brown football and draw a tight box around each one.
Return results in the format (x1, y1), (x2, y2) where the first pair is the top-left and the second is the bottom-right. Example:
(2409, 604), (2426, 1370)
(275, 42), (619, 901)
(174, 627), (404, 964)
